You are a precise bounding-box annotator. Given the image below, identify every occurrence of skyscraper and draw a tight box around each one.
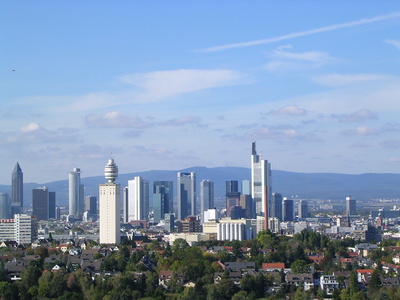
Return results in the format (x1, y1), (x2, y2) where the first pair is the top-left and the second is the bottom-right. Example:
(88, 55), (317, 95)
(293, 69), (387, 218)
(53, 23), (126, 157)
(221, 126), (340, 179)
(69, 168), (84, 220)
(153, 181), (173, 223)
(32, 187), (50, 221)
(298, 200), (309, 219)
(126, 176), (149, 221)
(123, 187), (129, 223)
(99, 158), (120, 244)
(11, 162), (23, 214)
(271, 193), (283, 221)
(251, 142), (272, 228)
(200, 180), (214, 223)
(14, 214), (32, 244)
(283, 198), (294, 222)
(241, 179), (251, 195)
(0, 193), (12, 219)
(346, 196), (356, 216)
(177, 172), (196, 220)
(226, 180), (239, 194)
(226, 180), (241, 218)
(48, 192), (56, 219)
(86, 195), (97, 215)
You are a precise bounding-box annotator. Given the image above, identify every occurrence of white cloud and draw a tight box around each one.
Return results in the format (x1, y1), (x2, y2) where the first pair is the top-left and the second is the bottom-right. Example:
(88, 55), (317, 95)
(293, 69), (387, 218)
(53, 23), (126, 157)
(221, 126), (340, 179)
(1, 124), (79, 145)
(20, 122), (40, 133)
(268, 105), (308, 116)
(265, 46), (336, 71)
(85, 111), (152, 128)
(341, 126), (378, 136)
(332, 109), (378, 122)
(119, 69), (243, 102)
(386, 39), (400, 50)
(387, 157), (400, 164)
(272, 45), (336, 64)
(159, 116), (206, 127)
(256, 125), (322, 143)
(313, 73), (391, 87)
(202, 12), (400, 52)
(348, 142), (372, 148)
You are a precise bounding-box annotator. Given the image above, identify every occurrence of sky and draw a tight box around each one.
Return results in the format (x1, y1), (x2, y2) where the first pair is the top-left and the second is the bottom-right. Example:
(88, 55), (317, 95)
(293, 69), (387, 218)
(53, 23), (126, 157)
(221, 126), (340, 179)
(1, 1), (400, 184)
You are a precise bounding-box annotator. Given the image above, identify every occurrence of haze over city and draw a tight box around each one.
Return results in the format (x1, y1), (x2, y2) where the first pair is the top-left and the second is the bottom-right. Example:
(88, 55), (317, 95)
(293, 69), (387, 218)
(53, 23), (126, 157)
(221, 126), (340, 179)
(2, 1), (400, 184)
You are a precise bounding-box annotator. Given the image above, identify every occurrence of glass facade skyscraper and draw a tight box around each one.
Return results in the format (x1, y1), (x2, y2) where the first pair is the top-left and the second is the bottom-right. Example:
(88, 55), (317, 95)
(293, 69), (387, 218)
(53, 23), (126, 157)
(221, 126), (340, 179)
(153, 181), (173, 223)
(200, 179), (214, 223)
(177, 172), (196, 220)
(11, 162), (23, 214)
(251, 142), (272, 228)
(69, 168), (84, 220)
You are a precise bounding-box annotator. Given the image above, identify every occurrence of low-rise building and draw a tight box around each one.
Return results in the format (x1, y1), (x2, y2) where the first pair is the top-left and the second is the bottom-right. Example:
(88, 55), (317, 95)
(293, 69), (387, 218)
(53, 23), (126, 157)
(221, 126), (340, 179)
(320, 275), (339, 295)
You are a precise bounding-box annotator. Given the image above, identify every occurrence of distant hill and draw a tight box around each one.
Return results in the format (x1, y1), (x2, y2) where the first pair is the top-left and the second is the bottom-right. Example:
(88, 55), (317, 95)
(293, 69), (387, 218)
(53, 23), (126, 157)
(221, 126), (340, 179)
(0, 166), (399, 209)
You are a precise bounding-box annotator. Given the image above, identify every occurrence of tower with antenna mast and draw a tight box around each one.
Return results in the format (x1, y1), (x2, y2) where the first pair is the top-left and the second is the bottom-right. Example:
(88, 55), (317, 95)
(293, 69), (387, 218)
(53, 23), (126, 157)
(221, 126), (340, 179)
(251, 135), (272, 230)
(99, 158), (121, 244)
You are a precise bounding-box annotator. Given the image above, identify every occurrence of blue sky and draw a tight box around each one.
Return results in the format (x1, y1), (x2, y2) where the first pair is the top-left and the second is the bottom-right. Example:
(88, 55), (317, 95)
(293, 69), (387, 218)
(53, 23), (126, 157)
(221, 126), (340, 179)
(1, 1), (400, 184)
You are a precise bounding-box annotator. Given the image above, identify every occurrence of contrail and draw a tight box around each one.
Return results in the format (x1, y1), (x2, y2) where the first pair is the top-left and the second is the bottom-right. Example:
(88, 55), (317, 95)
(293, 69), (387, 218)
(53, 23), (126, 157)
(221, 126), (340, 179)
(202, 12), (400, 52)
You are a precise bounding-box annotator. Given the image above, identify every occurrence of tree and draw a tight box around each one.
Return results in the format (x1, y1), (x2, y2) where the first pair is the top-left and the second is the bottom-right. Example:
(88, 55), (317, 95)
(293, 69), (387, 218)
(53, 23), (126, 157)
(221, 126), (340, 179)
(349, 270), (360, 296)
(253, 272), (268, 298)
(293, 287), (306, 300)
(368, 271), (381, 296)
(290, 259), (310, 274)
(34, 246), (49, 260)
(240, 274), (255, 294)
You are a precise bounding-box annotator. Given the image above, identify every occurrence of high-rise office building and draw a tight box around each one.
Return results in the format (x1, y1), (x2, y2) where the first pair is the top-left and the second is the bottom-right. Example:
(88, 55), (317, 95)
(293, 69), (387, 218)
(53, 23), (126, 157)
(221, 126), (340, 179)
(0, 214), (33, 244)
(251, 142), (272, 228)
(346, 196), (356, 216)
(298, 200), (309, 219)
(32, 187), (51, 221)
(0, 193), (12, 219)
(226, 180), (239, 193)
(226, 180), (241, 218)
(240, 194), (254, 219)
(11, 162), (23, 214)
(177, 172), (196, 220)
(271, 193), (283, 221)
(69, 168), (84, 220)
(126, 176), (149, 221)
(283, 198), (294, 222)
(200, 180), (214, 223)
(99, 159), (120, 244)
(86, 196), (97, 215)
(122, 187), (129, 223)
(48, 192), (56, 219)
(14, 214), (32, 244)
(241, 179), (251, 195)
(153, 181), (173, 223)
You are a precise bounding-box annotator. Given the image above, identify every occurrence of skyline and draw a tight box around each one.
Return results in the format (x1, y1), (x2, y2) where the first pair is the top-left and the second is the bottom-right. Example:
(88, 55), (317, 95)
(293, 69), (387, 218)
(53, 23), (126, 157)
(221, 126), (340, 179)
(2, 2), (400, 184)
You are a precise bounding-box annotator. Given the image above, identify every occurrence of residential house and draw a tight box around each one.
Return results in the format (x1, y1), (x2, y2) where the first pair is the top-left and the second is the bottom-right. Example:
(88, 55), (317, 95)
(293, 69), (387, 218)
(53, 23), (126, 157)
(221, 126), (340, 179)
(286, 273), (314, 291)
(262, 263), (285, 272)
(320, 275), (339, 296)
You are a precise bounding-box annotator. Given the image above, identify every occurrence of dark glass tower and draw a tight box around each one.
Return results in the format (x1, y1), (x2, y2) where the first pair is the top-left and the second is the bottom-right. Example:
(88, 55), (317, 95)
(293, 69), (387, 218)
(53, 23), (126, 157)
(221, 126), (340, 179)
(271, 193), (283, 221)
(177, 172), (196, 220)
(200, 179), (214, 223)
(32, 187), (49, 221)
(283, 198), (294, 222)
(11, 162), (23, 215)
(153, 181), (173, 223)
